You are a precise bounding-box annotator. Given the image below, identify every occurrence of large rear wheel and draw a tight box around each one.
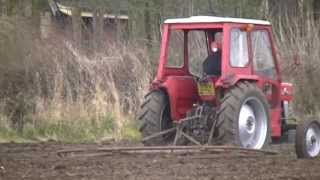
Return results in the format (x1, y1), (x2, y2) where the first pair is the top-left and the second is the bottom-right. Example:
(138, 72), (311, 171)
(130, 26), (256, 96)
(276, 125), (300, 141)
(216, 82), (270, 149)
(295, 119), (320, 158)
(139, 91), (174, 146)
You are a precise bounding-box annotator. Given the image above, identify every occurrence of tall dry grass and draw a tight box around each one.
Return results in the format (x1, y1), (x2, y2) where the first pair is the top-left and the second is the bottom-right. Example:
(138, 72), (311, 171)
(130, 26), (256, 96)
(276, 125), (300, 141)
(0, 15), (153, 141)
(268, 12), (320, 116)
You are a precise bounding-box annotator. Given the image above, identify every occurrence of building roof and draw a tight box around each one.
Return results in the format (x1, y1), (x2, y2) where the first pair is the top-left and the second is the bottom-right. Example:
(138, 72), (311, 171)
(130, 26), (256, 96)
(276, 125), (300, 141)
(56, 2), (128, 19)
(48, 0), (128, 20)
(164, 16), (270, 25)
(58, 0), (128, 13)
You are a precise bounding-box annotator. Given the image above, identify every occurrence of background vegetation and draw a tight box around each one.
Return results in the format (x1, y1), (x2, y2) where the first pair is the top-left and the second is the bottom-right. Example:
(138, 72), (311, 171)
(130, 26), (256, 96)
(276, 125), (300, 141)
(0, 0), (319, 142)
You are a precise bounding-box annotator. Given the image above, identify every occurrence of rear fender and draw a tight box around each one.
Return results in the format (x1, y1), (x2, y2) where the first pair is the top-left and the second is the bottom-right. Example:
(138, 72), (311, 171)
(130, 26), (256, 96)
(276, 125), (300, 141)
(152, 76), (198, 121)
(216, 74), (282, 138)
(215, 74), (259, 88)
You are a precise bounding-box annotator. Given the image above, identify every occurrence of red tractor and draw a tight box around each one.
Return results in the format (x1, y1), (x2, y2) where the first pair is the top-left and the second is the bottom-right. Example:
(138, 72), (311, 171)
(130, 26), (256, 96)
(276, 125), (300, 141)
(139, 16), (320, 158)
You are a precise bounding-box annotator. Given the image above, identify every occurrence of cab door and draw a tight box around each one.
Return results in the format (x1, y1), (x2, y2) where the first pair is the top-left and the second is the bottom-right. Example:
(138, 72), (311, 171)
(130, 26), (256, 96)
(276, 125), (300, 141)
(161, 29), (209, 121)
(161, 29), (198, 121)
(250, 28), (282, 137)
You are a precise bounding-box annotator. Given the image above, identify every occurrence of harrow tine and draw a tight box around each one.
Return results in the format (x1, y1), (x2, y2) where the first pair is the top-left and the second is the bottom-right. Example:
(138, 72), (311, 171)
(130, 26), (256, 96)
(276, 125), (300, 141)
(181, 131), (202, 145)
(207, 113), (218, 145)
(142, 127), (176, 143)
(179, 115), (201, 123)
(173, 128), (180, 145)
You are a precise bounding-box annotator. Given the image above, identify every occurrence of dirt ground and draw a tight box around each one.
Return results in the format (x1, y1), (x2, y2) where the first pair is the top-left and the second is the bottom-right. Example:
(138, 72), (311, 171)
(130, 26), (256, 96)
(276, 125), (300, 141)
(0, 142), (319, 180)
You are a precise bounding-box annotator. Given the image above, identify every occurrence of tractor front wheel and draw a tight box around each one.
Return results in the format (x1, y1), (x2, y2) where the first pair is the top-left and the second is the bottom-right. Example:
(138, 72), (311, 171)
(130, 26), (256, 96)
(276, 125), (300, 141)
(139, 91), (174, 146)
(295, 119), (320, 158)
(216, 82), (271, 149)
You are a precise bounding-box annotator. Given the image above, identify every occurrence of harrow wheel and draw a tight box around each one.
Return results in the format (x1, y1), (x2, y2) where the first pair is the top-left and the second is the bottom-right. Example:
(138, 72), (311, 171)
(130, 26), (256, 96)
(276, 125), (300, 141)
(295, 119), (320, 158)
(139, 91), (174, 146)
(215, 82), (271, 149)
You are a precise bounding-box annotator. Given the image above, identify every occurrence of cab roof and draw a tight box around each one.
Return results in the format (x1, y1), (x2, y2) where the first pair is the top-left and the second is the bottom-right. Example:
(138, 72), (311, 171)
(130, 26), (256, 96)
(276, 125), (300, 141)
(164, 16), (270, 25)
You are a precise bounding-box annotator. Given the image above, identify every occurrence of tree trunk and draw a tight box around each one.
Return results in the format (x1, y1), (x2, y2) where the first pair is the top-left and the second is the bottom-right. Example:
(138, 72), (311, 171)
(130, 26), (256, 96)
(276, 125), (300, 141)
(154, 0), (163, 41)
(314, 0), (320, 20)
(260, 0), (269, 18)
(22, 0), (32, 17)
(0, 0), (3, 15)
(144, 1), (152, 49)
(189, 0), (194, 15)
(93, 8), (104, 50)
(72, 7), (82, 48)
(267, 0), (299, 16)
(31, 0), (41, 39)
(207, 0), (216, 15)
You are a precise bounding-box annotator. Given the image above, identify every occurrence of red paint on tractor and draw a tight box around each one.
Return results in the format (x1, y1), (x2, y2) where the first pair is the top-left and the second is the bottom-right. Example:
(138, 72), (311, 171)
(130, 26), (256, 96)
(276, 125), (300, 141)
(151, 20), (290, 138)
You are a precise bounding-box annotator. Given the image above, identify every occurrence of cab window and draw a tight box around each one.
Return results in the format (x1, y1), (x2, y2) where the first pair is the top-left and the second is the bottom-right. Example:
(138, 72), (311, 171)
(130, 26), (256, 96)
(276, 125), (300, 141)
(230, 29), (249, 67)
(166, 30), (184, 68)
(251, 30), (276, 79)
(188, 31), (208, 76)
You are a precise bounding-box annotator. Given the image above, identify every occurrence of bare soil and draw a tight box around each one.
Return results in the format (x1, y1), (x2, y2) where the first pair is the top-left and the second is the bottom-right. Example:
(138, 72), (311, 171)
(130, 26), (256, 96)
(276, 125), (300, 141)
(0, 142), (319, 180)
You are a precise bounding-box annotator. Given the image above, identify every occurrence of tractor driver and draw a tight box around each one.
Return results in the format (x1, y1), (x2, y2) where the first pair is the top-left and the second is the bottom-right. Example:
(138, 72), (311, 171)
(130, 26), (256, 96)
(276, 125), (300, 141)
(203, 32), (222, 76)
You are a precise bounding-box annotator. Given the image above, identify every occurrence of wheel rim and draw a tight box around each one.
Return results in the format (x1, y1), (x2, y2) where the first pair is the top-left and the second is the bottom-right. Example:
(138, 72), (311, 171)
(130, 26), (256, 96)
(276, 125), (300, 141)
(305, 123), (320, 157)
(238, 97), (268, 149)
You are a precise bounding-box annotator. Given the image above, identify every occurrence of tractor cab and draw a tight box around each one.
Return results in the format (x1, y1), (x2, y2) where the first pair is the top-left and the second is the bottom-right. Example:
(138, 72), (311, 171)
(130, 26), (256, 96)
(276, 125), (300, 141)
(154, 16), (281, 123)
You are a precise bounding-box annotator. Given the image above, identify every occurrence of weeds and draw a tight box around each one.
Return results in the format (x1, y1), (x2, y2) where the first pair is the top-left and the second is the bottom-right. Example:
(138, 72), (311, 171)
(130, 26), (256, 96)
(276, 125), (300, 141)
(0, 16), (151, 142)
(0, 113), (138, 143)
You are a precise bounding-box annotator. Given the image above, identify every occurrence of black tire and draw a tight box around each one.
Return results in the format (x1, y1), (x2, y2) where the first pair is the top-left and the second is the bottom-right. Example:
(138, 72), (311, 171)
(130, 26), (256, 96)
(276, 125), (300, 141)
(295, 119), (320, 158)
(215, 81), (271, 149)
(139, 90), (174, 146)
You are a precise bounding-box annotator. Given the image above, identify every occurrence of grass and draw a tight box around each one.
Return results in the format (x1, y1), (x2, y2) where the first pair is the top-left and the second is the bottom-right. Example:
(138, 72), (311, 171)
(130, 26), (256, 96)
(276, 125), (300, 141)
(0, 114), (141, 143)
(0, 16), (149, 144)
(120, 119), (141, 142)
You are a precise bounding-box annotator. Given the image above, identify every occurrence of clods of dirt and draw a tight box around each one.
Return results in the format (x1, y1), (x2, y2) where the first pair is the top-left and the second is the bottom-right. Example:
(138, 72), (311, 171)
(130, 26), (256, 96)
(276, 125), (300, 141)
(0, 143), (319, 180)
